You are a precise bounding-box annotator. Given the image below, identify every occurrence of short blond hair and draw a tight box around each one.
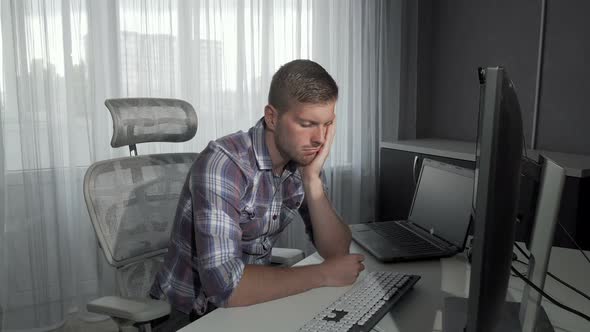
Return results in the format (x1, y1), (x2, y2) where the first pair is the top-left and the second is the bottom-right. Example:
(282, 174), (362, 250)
(268, 59), (338, 112)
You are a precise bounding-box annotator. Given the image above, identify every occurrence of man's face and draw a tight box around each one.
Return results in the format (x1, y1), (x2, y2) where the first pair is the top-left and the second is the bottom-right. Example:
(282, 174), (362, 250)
(273, 101), (336, 166)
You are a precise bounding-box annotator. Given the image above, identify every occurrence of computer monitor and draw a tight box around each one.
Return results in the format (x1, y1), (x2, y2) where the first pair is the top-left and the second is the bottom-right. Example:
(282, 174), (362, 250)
(468, 66), (524, 330)
(445, 67), (565, 332)
(472, 71), (541, 248)
(444, 66), (524, 331)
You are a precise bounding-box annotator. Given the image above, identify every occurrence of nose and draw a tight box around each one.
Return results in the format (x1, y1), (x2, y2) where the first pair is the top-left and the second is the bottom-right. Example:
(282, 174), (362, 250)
(311, 126), (326, 147)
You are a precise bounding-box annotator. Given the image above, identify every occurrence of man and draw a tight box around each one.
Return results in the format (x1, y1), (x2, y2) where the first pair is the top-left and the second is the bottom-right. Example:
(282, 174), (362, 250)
(150, 59), (365, 328)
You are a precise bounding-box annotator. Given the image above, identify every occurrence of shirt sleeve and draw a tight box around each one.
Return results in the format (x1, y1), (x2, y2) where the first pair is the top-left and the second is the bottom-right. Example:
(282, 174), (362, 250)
(190, 143), (247, 308)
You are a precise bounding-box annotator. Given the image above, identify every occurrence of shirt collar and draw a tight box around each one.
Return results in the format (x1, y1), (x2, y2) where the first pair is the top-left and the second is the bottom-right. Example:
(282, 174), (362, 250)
(251, 118), (298, 176)
(251, 118), (273, 171)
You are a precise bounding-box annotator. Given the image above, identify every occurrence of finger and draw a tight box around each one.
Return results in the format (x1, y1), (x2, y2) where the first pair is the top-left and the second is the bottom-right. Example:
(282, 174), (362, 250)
(325, 122), (336, 149)
(319, 125), (335, 158)
(350, 254), (365, 261)
(304, 122), (337, 173)
(327, 121), (336, 140)
(316, 123), (335, 156)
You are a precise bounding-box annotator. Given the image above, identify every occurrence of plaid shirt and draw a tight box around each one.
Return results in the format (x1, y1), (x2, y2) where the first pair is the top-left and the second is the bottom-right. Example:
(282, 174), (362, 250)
(150, 119), (318, 315)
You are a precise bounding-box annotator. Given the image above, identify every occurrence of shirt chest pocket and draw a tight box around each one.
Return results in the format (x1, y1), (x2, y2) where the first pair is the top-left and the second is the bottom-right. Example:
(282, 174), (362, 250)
(283, 193), (303, 210)
(240, 205), (273, 260)
(239, 204), (268, 241)
(278, 193), (304, 232)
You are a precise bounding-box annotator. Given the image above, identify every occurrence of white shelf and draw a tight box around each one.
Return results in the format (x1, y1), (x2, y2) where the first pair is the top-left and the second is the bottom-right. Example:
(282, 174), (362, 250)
(527, 150), (590, 178)
(381, 138), (590, 178)
(381, 139), (476, 162)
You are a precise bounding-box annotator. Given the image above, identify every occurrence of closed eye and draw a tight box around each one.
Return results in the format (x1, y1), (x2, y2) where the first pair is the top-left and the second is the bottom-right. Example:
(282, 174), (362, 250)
(299, 119), (333, 128)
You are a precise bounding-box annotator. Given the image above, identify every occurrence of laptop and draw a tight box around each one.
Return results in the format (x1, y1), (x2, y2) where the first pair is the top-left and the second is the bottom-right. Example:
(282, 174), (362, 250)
(351, 158), (474, 262)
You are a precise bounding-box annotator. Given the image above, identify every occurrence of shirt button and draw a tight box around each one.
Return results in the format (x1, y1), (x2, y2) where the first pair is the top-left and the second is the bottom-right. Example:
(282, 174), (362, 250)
(272, 214), (277, 220)
(295, 201), (301, 207)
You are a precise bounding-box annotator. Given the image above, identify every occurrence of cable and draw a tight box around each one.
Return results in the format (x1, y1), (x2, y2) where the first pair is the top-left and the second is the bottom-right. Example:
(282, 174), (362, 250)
(521, 119), (529, 160)
(557, 222), (590, 265)
(514, 242), (590, 302)
(518, 125), (589, 267)
(514, 79), (530, 162)
(510, 266), (590, 322)
(547, 271), (590, 302)
(513, 242), (529, 259)
(511, 258), (529, 277)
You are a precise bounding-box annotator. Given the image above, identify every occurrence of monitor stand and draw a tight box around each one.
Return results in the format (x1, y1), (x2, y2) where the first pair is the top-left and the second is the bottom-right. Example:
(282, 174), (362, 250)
(443, 297), (553, 332)
(443, 155), (565, 332)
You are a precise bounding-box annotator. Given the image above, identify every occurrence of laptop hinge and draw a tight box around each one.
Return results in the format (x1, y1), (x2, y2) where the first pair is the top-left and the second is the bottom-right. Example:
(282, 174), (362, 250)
(405, 221), (457, 249)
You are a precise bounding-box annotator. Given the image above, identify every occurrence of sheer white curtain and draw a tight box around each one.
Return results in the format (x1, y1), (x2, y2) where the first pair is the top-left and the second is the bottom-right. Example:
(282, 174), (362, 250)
(0, 0), (392, 329)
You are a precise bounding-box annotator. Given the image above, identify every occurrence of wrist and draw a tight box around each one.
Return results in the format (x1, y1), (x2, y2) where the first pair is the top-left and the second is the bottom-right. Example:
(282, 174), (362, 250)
(302, 171), (321, 184)
(302, 176), (323, 196)
(315, 263), (329, 287)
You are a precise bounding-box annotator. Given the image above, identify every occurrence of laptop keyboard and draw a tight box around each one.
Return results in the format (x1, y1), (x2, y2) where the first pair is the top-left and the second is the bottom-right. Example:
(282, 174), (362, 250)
(367, 222), (441, 253)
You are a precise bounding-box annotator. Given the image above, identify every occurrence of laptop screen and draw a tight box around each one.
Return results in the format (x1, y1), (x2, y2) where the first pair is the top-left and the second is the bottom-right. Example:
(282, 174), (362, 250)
(408, 159), (474, 248)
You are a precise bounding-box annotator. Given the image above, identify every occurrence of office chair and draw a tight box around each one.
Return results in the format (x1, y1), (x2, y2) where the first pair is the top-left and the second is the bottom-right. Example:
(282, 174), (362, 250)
(83, 98), (304, 332)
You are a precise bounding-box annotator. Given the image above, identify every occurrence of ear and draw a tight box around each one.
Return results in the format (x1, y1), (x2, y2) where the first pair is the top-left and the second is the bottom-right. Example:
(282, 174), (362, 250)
(264, 105), (278, 130)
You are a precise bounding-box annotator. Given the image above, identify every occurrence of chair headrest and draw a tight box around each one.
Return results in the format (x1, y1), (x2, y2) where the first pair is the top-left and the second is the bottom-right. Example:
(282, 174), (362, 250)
(105, 98), (198, 148)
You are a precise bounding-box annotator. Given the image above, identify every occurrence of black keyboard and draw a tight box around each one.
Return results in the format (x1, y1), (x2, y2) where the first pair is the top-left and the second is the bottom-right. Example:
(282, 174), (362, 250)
(367, 222), (441, 253)
(298, 271), (421, 332)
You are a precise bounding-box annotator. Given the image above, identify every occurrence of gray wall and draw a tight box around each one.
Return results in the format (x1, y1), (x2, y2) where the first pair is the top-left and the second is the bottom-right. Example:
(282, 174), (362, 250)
(407, 0), (590, 155)
(537, 1), (590, 154)
(380, 0), (405, 143)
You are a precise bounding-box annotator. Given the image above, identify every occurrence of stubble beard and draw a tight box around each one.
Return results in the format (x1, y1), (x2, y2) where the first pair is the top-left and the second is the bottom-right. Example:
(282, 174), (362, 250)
(275, 132), (312, 167)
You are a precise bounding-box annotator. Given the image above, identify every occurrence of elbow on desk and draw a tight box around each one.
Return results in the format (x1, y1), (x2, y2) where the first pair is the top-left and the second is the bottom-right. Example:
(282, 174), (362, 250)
(316, 237), (352, 259)
(197, 260), (246, 309)
(225, 291), (247, 308)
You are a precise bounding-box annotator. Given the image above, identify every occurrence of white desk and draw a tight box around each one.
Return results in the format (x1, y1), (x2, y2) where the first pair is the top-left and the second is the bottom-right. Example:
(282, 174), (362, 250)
(180, 243), (590, 332)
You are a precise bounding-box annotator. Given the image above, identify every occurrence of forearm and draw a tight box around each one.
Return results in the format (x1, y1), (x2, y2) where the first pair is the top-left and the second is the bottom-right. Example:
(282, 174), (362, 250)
(304, 177), (351, 258)
(226, 264), (325, 307)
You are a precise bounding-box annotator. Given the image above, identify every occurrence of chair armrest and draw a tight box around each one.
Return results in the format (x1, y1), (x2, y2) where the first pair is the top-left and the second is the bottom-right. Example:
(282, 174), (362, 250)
(87, 296), (170, 323)
(271, 247), (305, 266)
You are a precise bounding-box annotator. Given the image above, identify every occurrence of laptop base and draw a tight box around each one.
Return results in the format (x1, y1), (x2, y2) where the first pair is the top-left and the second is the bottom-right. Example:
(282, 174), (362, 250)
(351, 222), (456, 263)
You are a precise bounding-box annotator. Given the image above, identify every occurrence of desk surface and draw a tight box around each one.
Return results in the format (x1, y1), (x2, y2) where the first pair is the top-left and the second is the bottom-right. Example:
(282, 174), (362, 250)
(180, 242), (590, 332)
